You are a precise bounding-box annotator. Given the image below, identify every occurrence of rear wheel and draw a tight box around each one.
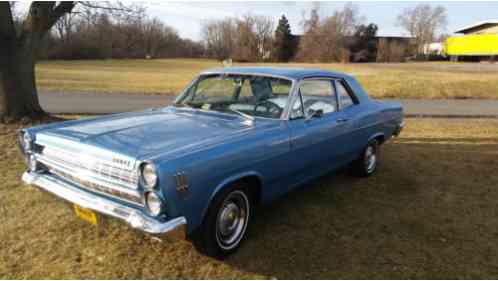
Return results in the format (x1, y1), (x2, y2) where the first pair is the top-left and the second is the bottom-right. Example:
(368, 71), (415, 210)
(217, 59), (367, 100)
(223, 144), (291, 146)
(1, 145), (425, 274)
(191, 184), (251, 258)
(351, 139), (379, 177)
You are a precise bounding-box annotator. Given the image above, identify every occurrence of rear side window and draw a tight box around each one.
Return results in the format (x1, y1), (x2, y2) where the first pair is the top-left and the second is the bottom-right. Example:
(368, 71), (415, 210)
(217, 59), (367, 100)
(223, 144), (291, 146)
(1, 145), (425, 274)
(300, 80), (333, 96)
(336, 81), (356, 109)
(298, 80), (337, 115)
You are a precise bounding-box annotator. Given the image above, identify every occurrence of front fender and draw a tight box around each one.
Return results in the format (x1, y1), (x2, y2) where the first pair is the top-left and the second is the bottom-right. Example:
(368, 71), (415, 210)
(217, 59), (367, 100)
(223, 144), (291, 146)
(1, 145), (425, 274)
(200, 170), (264, 222)
(368, 132), (385, 144)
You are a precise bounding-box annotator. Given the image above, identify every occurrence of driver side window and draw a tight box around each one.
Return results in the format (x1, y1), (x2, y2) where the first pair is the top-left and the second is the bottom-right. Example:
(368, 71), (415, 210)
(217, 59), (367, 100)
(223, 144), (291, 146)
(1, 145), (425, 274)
(297, 80), (338, 118)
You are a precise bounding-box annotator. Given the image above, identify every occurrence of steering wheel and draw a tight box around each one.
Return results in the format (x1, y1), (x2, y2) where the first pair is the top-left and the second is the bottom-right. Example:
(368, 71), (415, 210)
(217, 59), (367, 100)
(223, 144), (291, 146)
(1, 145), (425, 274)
(253, 100), (283, 118)
(303, 99), (318, 110)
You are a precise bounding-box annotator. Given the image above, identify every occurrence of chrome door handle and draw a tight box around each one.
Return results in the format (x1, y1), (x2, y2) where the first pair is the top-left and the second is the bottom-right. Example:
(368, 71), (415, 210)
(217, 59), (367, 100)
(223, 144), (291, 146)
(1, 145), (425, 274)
(337, 118), (349, 123)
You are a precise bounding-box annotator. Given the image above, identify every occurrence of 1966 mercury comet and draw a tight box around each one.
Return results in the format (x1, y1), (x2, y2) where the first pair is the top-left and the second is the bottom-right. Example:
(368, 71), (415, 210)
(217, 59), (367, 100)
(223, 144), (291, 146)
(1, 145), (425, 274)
(19, 67), (403, 258)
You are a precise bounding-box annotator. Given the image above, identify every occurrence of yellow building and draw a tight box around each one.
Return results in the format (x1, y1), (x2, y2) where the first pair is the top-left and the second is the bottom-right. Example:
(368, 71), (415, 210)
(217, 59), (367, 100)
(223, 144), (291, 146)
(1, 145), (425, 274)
(446, 20), (498, 60)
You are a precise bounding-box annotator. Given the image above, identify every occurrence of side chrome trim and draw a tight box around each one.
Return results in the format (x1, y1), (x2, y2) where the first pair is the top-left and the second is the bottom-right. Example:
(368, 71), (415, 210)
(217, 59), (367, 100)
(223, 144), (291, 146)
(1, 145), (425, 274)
(22, 172), (187, 239)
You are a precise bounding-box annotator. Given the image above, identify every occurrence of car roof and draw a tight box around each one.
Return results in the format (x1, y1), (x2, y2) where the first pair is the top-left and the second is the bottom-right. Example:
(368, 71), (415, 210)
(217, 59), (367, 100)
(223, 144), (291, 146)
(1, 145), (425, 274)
(200, 67), (353, 80)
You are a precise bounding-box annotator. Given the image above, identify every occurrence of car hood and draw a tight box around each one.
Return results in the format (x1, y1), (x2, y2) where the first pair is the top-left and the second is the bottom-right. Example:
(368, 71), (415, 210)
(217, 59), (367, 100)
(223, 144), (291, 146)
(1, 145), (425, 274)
(35, 107), (261, 161)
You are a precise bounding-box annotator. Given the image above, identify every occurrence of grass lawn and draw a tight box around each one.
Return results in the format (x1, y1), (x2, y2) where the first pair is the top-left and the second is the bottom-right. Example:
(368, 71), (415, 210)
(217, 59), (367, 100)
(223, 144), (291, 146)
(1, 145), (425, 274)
(1, 118), (498, 278)
(36, 59), (498, 99)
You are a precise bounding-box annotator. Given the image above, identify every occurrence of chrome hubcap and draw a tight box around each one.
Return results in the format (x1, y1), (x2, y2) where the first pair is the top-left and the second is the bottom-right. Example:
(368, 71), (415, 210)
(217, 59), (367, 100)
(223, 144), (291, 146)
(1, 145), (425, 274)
(219, 203), (241, 236)
(365, 146), (376, 173)
(216, 190), (249, 250)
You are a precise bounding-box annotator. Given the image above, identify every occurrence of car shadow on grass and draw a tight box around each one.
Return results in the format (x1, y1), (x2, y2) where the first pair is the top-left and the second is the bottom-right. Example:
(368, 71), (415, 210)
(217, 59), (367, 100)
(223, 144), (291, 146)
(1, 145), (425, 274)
(223, 139), (498, 279)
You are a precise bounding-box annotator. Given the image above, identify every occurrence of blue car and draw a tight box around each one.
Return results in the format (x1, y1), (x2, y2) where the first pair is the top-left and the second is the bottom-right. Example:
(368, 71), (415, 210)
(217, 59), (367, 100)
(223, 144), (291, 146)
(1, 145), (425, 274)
(19, 67), (403, 258)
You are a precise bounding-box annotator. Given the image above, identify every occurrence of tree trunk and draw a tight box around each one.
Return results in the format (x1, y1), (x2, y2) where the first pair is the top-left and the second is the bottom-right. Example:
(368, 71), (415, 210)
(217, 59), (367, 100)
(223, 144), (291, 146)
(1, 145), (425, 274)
(0, 1), (76, 120)
(0, 2), (45, 120)
(0, 37), (44, 119)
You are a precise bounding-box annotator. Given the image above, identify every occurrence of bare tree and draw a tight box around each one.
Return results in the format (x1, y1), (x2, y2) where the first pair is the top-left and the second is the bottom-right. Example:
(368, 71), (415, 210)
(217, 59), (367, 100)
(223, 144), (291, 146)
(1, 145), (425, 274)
(54, 12), (75, 43)
(297, 3), (363, 62)
(0, 2), (146, 119)
(202, 19), (236, 61)
(202, 14), (274, 62)
(253, 15), (274, 61)
(142, 20), (185, 58)
(320, 12), (345, 62)
(396, 4), (447, 52)
(296, 5), (321, 61)
(45, 4), (199, 61)
(143, 18), (166, 58)
(323, 2), (363, 38)
(232, 15), (258, 62)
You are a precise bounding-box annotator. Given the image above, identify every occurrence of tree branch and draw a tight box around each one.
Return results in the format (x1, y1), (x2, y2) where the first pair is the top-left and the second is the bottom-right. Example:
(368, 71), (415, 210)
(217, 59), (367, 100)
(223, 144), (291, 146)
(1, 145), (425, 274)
(78, 1), (138, 14)
(46, 1), (76, 29)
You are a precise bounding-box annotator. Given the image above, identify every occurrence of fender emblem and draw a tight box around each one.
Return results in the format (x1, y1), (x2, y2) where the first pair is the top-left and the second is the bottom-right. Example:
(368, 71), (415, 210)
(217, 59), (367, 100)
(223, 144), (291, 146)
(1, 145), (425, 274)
(174, 171), (189, 192)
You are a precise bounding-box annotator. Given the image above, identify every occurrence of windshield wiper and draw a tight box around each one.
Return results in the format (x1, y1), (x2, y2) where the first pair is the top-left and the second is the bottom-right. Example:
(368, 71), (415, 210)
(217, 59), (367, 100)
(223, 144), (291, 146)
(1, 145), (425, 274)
(226, 108), (255, 122)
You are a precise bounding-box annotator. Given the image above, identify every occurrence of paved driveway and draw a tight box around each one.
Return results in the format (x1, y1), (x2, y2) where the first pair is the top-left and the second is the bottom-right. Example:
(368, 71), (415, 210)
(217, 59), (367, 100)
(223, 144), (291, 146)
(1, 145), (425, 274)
(39, 91), (498, 117)
(388, 99), (498, 118)
(39, 92), (175, 115)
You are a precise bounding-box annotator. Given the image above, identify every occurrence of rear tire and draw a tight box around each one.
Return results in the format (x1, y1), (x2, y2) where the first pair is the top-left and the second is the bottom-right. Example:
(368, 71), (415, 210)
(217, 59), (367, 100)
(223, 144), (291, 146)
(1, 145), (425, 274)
(191, 184), (251, 258)
(351, 139), (379, 177)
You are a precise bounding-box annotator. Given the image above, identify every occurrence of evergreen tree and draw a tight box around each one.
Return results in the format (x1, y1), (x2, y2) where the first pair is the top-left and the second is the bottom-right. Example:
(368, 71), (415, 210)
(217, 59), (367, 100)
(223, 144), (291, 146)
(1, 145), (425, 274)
(350, 23), (378, 62)
(272, 14), (294, 62)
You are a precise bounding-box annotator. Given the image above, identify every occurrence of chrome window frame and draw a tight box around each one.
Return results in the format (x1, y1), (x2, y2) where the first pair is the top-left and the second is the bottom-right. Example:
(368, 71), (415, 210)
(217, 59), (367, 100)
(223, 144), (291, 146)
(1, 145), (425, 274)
(174, 75), (201, 104)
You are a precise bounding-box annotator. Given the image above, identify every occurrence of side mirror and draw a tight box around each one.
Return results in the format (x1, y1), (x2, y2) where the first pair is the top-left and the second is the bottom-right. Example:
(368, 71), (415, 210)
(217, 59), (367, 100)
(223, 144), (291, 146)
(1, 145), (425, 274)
(305, 109), (323, 121)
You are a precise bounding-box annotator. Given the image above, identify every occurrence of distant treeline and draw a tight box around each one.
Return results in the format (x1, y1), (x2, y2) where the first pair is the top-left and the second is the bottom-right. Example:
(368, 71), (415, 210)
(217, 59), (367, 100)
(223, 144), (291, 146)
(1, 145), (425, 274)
(36, 5), (204, 60)
(201, 3), (407, 63)
(30, 3), (446, 63)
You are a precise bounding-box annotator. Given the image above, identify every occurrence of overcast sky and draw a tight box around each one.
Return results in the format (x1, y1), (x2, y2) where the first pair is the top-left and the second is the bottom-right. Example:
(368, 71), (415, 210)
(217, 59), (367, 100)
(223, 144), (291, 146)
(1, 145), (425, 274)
(15, 1), (498, 40)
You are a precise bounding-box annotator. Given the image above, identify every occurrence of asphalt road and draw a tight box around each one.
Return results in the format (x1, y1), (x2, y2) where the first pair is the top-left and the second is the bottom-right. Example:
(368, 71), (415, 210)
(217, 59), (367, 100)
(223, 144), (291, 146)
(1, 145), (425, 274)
(39, 91), (498, 117)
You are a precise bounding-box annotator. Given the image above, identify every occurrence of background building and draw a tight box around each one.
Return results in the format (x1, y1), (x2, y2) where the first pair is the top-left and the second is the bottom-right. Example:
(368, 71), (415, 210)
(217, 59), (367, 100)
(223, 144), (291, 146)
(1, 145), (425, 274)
(446, 20), (498, 61)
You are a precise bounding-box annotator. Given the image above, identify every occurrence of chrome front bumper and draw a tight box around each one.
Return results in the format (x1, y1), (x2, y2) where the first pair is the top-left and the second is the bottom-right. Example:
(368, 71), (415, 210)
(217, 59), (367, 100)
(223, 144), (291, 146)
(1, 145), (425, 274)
(22, 171), (187, 240)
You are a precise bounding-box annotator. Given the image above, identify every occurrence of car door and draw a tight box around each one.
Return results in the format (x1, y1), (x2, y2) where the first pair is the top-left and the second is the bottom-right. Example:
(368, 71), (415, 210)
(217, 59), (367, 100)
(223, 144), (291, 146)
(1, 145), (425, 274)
(333, 79), (366, 161)
(286, 78), (351, 185)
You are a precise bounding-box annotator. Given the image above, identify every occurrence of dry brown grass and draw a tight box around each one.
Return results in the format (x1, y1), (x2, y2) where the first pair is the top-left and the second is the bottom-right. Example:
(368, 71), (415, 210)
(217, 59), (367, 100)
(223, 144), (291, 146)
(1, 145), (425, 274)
(1, 117), (498, 278)
(36, 59), (498, 99)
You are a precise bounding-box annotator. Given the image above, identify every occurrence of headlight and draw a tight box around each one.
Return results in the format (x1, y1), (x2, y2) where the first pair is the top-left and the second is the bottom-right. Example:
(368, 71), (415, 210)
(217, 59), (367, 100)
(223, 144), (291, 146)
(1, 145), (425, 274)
(17, 131), (31, 155)
(23, 132), (32, 151)
(29, 155), (38, 172)
(141, 163), (158, 189)
(145, 192), (163, 216)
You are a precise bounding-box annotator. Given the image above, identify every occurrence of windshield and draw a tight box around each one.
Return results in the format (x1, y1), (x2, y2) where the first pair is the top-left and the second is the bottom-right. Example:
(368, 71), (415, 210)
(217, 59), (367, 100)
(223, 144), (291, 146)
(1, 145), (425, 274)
(176, 74), (293, 119)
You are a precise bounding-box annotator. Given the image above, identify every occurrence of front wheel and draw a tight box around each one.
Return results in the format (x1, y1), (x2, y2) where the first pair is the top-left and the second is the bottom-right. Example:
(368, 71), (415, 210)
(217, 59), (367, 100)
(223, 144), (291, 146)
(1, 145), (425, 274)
(351, 139), (379, 177)
(191, 185), (251, 258)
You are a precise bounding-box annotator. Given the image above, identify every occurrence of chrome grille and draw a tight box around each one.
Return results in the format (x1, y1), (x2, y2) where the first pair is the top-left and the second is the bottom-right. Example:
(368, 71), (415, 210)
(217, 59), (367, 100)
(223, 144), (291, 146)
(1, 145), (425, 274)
(49, 166), (143, 205)
(37, 145), (142, 206)
(42, 146), (139, 187)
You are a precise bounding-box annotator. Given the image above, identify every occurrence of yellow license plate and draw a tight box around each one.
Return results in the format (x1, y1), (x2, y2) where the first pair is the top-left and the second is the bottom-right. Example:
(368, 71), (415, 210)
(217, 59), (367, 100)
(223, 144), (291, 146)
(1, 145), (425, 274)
(73, 204), (98, 225)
